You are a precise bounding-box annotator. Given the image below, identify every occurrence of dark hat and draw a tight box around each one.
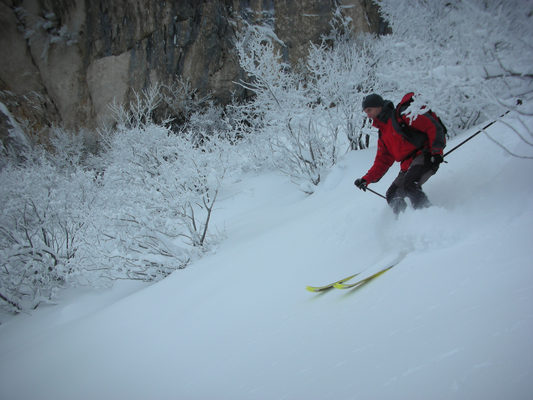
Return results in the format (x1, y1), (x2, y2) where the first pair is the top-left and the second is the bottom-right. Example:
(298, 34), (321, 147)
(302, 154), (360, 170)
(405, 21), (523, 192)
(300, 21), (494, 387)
(362, 94), (384, 110)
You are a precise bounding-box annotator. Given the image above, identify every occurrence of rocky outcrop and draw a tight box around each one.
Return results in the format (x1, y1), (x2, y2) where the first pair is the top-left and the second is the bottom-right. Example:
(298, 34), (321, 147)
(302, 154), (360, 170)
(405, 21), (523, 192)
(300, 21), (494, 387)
(0, 0), (382, 142)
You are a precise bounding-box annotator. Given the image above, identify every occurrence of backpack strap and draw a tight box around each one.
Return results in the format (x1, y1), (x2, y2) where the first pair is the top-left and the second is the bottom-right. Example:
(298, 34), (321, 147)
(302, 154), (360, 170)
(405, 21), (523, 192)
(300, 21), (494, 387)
(393, 93), (447, 157)
(391, 104), (428, 150)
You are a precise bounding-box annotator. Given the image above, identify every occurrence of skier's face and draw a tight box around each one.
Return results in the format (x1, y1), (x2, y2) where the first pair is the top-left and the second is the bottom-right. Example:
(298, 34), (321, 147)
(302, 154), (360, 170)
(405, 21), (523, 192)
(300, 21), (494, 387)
(364, 106), (382, 120)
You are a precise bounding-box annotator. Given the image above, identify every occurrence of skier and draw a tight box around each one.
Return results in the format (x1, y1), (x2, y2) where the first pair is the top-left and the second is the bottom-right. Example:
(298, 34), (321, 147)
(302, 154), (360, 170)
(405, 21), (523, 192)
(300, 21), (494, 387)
(354, 93), (446, 214)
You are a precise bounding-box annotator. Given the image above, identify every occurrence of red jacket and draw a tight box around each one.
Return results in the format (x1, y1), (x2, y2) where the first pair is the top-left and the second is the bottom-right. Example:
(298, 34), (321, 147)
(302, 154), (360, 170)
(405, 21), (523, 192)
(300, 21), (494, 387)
(363, 94), (445, 184)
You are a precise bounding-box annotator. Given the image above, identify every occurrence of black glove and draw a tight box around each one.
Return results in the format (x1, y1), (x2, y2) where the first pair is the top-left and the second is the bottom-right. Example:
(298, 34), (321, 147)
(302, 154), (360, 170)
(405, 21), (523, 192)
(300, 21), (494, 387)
(354, 178), (367, 191)
(425, 152), (444, 172)
(430, 154), (443, 165)
(430, 153), (444, 172)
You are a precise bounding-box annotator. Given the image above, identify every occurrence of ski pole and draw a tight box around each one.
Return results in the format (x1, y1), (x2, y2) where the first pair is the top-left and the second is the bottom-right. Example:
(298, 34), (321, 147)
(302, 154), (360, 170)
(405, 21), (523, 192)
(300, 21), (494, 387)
(366, 187), (387, 200)
(443, 110), (510, 158)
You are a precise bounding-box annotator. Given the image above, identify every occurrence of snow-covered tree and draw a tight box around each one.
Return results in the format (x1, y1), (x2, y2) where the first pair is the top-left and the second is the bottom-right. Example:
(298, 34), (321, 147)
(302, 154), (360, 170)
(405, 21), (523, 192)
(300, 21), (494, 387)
(375, 0), (533, 132)
(0, 89), (242, 312)
(305, 11), (381, 150)
(0, 150), (95, 311)
(234, 22), (348, 192)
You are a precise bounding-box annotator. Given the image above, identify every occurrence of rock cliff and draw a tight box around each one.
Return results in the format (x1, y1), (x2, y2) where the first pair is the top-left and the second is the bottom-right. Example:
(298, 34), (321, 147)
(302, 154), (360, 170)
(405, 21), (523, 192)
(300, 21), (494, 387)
(0, 0), (382, 147)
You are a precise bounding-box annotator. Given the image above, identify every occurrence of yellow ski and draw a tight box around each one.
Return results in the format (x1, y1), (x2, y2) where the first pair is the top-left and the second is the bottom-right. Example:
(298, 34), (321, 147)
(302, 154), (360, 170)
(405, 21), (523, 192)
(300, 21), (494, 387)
(333, 264), (395, 289)
(307, 252), (408, 293)
(306, 273), (359, 292)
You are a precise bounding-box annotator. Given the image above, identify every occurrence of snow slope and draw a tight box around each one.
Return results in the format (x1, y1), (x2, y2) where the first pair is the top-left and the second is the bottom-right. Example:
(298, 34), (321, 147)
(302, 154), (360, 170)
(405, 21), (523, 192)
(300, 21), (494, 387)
(1, 115), (533, 400)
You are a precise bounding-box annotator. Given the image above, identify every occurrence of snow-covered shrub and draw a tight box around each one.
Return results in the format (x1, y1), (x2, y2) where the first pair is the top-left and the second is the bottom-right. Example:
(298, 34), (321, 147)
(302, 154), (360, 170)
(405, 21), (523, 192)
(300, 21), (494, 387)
(162, 77), (211, 127)
(0, 152), (95, 312)
(1, 114), (239, 312)
(186, 101), (228, 146)
(108, 83), (164, 130)
(305, 11), (382, 150)
(375, 0), (533, 132)
(234, 22), (348, 192)
(89, 122), (230, 281)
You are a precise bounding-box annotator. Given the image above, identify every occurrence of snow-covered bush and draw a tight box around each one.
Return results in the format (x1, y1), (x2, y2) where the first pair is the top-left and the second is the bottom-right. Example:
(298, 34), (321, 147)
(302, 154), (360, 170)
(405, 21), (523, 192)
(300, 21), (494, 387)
(305, 11), (381, 150)
(1, 101), (241, 312)
(234, 22), (349, 192)
(91, 122), (228, 280)
(108, 83), (164, 130)
(162, 77), (211, 127)
(374, 0), (533, 132)
(0, 151), (95, 311)
(186, 101), (228, 146)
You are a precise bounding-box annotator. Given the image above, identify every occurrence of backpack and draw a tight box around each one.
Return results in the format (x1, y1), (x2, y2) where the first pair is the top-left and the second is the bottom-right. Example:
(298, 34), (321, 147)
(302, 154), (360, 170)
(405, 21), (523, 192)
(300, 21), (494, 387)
(391, 92), (447, 150)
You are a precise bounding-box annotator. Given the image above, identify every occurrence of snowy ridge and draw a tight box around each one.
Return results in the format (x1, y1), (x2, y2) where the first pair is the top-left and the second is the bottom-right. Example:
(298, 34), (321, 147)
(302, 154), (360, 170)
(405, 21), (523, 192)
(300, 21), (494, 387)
(1, 114), (532, 399)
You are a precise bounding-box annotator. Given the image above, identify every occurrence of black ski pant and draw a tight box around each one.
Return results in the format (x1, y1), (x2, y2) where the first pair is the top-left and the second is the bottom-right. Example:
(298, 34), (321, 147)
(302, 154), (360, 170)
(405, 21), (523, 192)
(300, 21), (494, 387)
(386, 153), (437, 214)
